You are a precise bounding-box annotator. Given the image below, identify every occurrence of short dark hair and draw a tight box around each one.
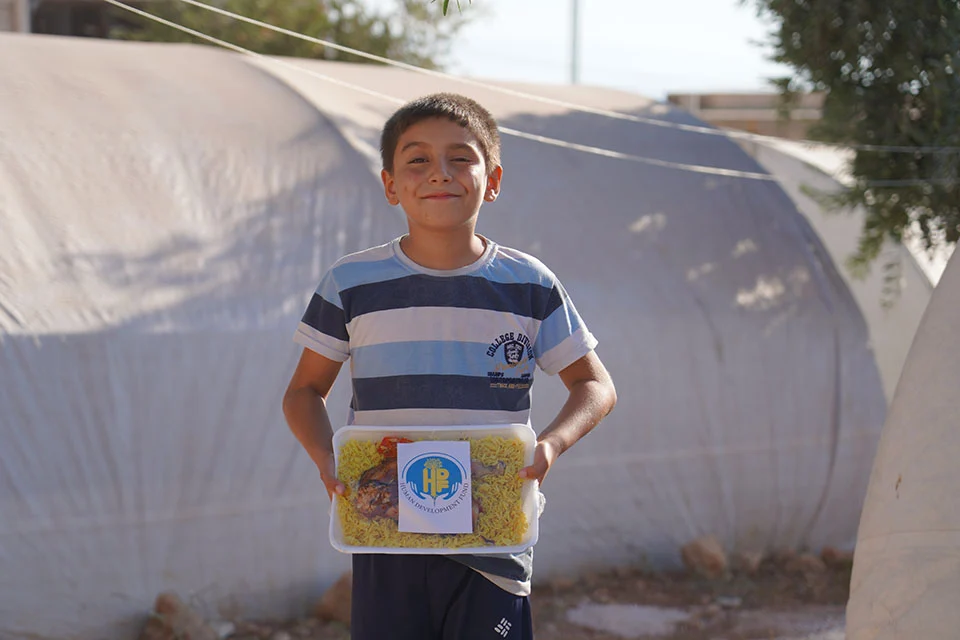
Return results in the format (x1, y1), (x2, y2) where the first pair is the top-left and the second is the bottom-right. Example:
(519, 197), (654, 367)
(380, 93), (501, 174)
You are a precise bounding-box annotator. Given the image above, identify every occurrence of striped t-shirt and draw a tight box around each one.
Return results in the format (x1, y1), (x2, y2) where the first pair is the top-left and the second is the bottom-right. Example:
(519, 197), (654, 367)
(293, 235), (598, 593)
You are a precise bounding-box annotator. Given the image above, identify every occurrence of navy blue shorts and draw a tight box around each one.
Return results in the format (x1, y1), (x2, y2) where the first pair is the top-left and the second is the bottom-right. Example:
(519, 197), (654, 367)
(351, 554), (534, 640)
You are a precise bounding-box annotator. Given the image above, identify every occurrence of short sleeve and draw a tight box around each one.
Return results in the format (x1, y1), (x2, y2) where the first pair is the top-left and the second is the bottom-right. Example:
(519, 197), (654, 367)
(293, 268), (350, 362)
(533, 278), (598, 375)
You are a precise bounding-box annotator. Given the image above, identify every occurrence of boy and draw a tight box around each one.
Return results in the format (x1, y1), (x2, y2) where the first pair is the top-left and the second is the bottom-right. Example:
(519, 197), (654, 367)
(282, 93), (617, 639)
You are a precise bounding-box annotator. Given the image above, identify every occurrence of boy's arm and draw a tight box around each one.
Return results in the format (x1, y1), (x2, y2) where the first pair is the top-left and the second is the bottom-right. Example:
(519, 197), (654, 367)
(519, 350), (617, 484)
(282, 348), (346, 500)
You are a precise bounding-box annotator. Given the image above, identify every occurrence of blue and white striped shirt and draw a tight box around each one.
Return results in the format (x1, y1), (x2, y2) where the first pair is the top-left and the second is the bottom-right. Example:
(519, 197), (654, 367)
(295, 236), (597, 428)
(294, 235), (598, 592)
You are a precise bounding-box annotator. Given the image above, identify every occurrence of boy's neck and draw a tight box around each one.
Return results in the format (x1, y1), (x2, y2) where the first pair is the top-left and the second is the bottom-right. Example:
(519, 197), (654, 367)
(400, 228), (487, 271)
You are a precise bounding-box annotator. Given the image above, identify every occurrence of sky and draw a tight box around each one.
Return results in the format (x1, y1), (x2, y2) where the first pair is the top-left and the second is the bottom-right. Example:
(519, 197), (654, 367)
(443, 0), (794, 101)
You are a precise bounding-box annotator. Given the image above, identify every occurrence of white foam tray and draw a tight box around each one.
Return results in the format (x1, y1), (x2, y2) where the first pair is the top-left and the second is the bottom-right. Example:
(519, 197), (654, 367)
(330, 423), (539, 555)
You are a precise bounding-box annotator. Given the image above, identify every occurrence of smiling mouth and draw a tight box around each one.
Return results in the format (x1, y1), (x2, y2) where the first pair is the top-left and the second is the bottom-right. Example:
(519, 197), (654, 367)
(423, 193), (459, 199)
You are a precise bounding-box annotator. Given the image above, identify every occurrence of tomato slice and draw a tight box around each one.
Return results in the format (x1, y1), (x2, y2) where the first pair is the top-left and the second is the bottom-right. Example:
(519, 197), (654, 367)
(377, 436), (413, 458)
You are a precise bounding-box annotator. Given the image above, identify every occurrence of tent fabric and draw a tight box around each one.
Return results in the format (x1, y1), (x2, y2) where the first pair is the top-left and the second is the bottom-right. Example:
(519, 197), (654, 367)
(740, 139), (934, 402)
(1, 33), (889, 638)
(0, 34), (406, 638)
(845, 250), (960, 640)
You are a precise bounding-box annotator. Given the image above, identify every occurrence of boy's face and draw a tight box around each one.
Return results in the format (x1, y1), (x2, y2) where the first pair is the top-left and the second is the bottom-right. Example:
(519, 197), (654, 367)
(381, 117), (502, 235)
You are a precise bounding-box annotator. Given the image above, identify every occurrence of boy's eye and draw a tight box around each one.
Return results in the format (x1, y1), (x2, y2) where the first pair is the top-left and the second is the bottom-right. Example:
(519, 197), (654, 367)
(408, 157), (427, 164)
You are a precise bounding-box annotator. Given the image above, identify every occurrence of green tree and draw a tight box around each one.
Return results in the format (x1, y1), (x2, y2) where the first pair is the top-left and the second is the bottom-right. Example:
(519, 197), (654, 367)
(749, 0), (959, 278)
(111, 0), (469, 70)
(437, 0), (469, 15)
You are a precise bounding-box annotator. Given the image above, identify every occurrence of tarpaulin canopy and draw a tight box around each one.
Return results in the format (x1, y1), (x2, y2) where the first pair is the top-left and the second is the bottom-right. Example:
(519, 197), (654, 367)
(846, 249), (960, 640)
(0, 33), (900, 638)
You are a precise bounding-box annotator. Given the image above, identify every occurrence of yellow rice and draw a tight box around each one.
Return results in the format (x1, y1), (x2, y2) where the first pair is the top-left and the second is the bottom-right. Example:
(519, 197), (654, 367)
(336, 435), (528, 548)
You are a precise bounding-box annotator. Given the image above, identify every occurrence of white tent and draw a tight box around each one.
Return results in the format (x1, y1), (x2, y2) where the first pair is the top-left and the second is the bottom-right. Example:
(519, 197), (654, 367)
(845, 249), (960, 639)
(739, 138), (937, 402)
(0, 33), (911, 638)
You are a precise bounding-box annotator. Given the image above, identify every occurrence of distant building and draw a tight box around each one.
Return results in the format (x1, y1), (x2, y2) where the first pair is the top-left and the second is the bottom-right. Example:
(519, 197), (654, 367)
(667, 91), (825, 140)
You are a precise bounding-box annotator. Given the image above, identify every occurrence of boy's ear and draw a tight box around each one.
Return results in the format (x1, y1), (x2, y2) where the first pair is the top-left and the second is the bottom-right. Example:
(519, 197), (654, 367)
(381, 169), (400, 206)
(484, 165), (503, 202)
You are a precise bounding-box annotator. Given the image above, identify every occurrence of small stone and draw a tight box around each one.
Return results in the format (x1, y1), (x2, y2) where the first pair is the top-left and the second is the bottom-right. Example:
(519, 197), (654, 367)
(324, 621), (350, 640)
(293, 618), (319, 634)
(732, 550), (764, 575)
(239, 623), (271, 640)
(715, 595), (742, 609)
(582, 571), (604, 588)
(550, 576), (576, 591)
(232, 622), (272, 637)
(702, 604), (723, 617)
(229, 622), (257, 637)
(633, 579), (648, 592)
(772, 548), (798, 566)
(786, 553), (827, 575)
(821, 546), (855, 568)
(314, 572), (352, 626)
(593, 588), (613, 603)
(211, 621), (235, 639)
(676, 617), (704, 632)
(139, 592), (218, 640)
(269, 633), (291, 640)
(681, 535), (728, 579)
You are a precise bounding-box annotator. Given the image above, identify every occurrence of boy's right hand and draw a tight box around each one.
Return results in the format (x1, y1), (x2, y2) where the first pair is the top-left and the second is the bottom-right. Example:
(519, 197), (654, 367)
(317, 454), (345, 501)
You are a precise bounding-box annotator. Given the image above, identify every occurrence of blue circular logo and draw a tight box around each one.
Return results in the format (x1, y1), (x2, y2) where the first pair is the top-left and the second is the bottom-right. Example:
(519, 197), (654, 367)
(403, 453), (465, 504)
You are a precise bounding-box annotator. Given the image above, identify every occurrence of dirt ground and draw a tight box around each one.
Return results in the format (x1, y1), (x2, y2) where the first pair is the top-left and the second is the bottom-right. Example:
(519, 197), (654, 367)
(228, 553), (852, 640)
(529, 556), (851, 639)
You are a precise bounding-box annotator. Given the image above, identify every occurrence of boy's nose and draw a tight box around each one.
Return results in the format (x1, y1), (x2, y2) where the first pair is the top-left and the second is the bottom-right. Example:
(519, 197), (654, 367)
(430, 160), (453, 183)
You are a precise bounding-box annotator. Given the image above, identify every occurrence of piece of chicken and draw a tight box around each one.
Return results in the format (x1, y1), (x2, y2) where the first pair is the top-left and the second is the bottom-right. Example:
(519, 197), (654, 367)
(471, 460), (506, 480)
(354, 459), (399, 521)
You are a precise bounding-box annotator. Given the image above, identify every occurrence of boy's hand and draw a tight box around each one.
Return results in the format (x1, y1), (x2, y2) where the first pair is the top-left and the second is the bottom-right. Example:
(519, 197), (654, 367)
(519, 437), (561, 485)
(317, 454), (345, 501)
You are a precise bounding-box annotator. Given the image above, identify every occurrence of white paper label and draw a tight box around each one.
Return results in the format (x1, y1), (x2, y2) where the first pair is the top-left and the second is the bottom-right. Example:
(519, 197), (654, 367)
(397, 440), (472, 534)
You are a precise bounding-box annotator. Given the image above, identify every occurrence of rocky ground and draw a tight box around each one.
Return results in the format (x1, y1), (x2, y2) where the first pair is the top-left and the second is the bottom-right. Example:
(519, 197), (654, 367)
(144, 544), (853, 640)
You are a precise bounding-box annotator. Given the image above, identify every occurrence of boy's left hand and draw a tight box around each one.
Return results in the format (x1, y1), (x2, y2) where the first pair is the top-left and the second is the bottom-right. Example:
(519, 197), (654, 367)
(519, 437), (561, 485)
